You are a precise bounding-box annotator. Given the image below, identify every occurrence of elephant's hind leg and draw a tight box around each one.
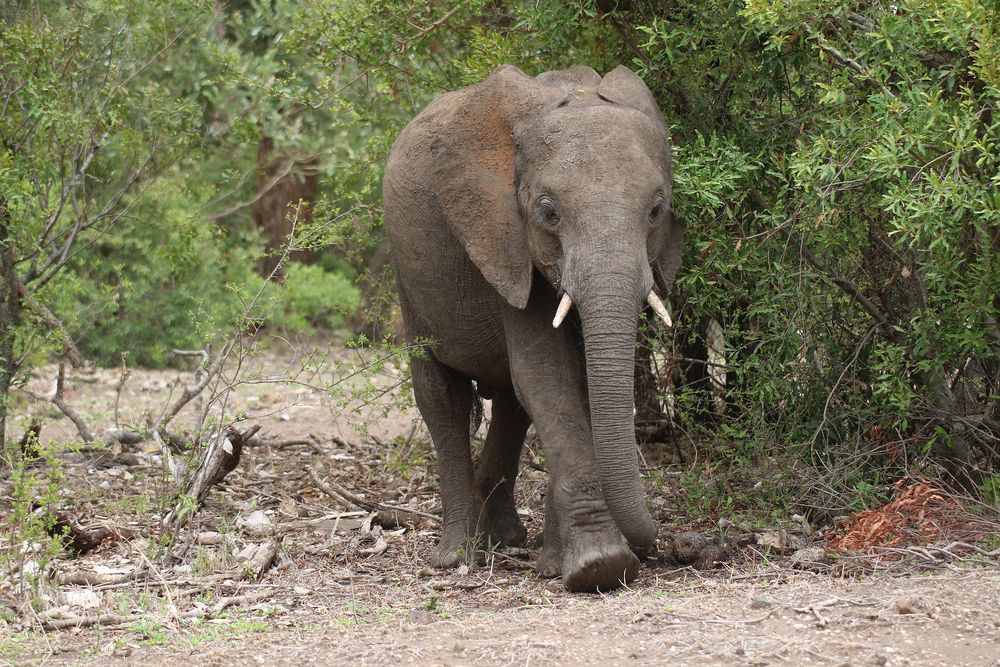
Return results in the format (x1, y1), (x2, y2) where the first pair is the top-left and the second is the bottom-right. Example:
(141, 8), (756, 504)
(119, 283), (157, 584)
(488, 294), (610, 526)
(411, 353), (481, 568)
(476, 387), (530, 547)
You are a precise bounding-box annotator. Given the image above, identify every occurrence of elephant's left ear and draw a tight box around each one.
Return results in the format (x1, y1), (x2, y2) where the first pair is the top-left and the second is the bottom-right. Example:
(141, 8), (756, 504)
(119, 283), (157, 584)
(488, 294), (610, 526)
(597, 66), (667, 134)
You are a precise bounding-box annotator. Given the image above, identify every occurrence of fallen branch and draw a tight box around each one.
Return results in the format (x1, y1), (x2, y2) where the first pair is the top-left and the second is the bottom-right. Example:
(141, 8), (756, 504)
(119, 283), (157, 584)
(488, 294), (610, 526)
(162, 424), (258, 531)
(243, 541), (279, 580)
(57, 569), (143, 587)
(308, 468), (440, 528)
(18, 371), (147, 450)
(41, 613), (129, 631)
(36, 505), (115, 555)
(39, 589), (276, 632)
(246, 433), (325, 454)
(180, 588), (275, 619)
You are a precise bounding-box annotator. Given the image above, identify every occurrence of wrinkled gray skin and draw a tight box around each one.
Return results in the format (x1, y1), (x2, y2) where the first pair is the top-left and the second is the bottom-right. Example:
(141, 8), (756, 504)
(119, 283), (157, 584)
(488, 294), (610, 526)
(383, 65), (682, 592)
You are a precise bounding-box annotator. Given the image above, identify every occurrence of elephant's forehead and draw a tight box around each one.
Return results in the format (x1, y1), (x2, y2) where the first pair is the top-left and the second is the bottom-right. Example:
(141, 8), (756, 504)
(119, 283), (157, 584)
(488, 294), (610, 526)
(532, 106), (665, 168)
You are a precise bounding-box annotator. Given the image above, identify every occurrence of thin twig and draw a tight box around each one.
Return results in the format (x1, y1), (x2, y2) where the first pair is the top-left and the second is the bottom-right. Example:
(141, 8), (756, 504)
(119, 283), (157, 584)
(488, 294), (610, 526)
(308, 468), (440, 524)
(155, 340), (235, 431)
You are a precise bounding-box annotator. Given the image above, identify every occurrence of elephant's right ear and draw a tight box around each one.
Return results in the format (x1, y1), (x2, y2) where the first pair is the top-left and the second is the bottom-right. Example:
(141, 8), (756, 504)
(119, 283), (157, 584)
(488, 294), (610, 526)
(431, 66), (564, 309)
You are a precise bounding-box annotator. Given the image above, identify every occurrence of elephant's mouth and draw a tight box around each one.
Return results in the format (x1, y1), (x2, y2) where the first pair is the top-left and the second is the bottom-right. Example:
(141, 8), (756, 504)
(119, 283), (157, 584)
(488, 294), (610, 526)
(550, 290), (672, 330)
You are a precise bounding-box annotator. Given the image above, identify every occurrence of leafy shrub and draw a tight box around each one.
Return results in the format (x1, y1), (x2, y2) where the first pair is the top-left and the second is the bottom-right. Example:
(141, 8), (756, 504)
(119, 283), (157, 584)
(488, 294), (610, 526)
(624, 0), (1000, 506)
(268, 262), (361, 333)
(47, 173), (262, 368)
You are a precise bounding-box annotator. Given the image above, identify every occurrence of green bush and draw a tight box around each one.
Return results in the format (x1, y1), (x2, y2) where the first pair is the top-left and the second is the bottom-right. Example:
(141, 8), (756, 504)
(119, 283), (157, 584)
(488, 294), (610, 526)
(622, 0), (1000, 503)
(47, 173), (262, 368)
(269, 262), (361, 333)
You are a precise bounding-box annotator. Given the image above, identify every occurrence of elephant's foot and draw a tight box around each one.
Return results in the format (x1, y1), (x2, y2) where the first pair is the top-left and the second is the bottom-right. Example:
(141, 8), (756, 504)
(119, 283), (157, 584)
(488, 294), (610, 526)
(536, 543), (561, 579)
(481, 492), (527, 548)
(561, 539), (639, 592)
(430, 518), (482, 568)
(535, 522), (639, 591)
(535, 533), (639, 590)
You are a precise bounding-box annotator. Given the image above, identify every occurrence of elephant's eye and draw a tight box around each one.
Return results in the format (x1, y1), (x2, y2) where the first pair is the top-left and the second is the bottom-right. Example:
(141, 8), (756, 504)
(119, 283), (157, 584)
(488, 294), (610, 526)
(649, 199), (665, 223)
(536, 198), (560, 225)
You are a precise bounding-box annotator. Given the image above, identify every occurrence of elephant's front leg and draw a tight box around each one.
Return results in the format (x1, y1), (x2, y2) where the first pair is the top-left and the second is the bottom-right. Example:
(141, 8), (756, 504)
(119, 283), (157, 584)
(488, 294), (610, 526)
(410, 353), (481, 567)
(503, 291), (640, 592)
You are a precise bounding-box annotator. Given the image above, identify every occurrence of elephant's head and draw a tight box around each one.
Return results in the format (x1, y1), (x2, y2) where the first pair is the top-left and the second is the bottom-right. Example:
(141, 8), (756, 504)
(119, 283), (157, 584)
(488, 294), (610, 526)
(431, 65), (682, 549)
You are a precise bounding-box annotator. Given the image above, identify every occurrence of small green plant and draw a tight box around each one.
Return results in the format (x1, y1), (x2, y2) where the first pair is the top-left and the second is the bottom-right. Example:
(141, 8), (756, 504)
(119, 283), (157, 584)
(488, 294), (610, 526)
(183, 618), (271, 648)
(981, 475), (1000, 507)
(384, 433), (434, 480)
(127, 619), (171, 646)
(0, 432), (68, 604)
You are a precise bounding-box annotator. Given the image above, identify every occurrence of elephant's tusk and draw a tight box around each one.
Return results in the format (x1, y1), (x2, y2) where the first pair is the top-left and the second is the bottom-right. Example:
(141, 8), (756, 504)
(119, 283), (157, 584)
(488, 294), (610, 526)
(647, 291), (673, 328)
(552, 293), (573, 328)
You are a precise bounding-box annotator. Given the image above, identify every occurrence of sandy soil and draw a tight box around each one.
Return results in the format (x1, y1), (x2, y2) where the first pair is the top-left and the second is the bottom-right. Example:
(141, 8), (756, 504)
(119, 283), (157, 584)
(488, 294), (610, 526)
(2, 339), (998, 666)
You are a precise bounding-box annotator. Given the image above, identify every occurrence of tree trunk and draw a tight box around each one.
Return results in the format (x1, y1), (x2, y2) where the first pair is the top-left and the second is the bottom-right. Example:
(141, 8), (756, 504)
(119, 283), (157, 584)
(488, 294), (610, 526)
(252, 135), (317, 278)
(0, 195), (21, 444)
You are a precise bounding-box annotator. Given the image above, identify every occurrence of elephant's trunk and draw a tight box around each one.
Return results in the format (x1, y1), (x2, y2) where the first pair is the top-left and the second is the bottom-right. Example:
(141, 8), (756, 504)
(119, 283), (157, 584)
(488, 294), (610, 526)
(575, 263), (658, 549)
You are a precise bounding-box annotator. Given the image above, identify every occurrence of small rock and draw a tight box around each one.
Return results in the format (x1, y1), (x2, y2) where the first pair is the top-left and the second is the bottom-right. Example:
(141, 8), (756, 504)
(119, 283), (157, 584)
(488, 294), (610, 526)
(235, 543), (258, 563)
(245, 541), (279, 579)
(790, 545), (831, 569)
(293, 586), (310, 596)
(791, 513), (813, 535)
(895, 596), (919, 615)
(64, 589), (101, 609)
(750, 595), (773, 609)
(755, 529), (801, 554)
(243, 510), (273, 535)
(456, 564), (469, 576)
(408, 608), (437, 625)
(116, 453), (143, 466)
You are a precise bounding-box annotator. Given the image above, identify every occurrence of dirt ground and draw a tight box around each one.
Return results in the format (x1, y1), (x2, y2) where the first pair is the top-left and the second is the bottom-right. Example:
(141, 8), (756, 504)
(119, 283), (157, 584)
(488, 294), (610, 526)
(2, 339), (998, 666)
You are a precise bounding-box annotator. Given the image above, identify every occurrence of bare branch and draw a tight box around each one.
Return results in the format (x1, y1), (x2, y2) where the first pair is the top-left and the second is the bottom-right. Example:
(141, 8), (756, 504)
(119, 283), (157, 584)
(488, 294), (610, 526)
(51, 362), (96, 443)
(308, 467), (440, 526)
(15, 281), (85, 368)
(805, 23), (895, 99)
(155, 340), (235, 431)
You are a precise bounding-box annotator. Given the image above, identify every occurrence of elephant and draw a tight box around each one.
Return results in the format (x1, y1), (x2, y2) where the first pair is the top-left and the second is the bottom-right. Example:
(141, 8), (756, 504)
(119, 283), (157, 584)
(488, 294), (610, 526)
(382, 64), (682, 592)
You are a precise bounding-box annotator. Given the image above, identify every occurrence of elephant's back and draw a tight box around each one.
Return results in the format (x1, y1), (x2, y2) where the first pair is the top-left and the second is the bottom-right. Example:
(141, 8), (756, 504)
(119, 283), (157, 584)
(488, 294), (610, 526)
(385, 89), (466, 187)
